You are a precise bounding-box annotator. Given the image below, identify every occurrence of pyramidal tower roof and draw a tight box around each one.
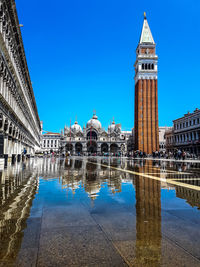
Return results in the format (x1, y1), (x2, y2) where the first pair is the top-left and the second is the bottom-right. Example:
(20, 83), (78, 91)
(139, 13), (155, 44)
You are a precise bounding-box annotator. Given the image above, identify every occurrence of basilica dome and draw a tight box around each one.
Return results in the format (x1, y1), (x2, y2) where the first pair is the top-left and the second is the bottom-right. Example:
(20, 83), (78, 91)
(71, 121), (82, 133)
(86, 113), (102, 130)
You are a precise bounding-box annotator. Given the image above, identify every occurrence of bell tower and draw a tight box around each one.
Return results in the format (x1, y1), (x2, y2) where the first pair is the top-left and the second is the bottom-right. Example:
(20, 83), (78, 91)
(134, 13), (159, 154)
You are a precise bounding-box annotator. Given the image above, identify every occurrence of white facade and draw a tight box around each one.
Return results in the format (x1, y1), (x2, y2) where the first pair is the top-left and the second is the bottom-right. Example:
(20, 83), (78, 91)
(173, 109), (200, 154)
(165, 108), (200, 155)
(41, 132), (61, 153)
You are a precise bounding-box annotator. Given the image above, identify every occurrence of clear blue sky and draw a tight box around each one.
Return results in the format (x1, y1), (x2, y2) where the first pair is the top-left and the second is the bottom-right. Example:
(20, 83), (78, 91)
(16, 0), (200, 132)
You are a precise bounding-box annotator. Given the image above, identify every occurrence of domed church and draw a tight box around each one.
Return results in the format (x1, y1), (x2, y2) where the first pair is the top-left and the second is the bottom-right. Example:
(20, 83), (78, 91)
(60, 112), (132, 156)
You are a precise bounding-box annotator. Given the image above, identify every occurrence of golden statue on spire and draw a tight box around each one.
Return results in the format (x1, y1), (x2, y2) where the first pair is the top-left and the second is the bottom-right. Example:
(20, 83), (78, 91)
(144, 12), (146, 19)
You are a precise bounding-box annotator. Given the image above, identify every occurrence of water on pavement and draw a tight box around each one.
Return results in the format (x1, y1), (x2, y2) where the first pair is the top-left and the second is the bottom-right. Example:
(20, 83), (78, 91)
(0, 157), (200, 266)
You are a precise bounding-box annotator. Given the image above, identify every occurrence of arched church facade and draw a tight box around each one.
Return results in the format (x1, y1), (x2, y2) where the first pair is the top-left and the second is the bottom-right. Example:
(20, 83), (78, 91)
(60, 113), (132, 156)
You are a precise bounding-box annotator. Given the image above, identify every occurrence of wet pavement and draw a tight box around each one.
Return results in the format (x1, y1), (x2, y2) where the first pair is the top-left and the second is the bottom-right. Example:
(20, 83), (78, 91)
(0, 157), (200, 267)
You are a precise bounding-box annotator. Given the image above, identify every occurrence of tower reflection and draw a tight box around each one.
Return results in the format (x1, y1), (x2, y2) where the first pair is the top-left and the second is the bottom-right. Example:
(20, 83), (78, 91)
(135, 161), (161, 266)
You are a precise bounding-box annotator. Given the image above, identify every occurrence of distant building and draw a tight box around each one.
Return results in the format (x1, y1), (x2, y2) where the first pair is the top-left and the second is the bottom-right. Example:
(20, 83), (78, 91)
(159, 127), (172, 152)
(41, 132), (61, 154)
(41, 122), (172, 155)
(165, 108), (200, 155)
(165, 128), (175, 153)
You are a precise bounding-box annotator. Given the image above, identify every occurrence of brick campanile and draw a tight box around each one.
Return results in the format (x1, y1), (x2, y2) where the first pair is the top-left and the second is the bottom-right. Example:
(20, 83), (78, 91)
(134, 13), (159, 154)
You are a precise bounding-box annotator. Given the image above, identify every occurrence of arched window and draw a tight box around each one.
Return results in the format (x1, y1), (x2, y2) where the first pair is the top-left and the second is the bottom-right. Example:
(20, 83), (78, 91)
(151, 64), (154, 70)
(148, 64), (151, 69)
(142, 64), (144, 70)
(145, 64), (147, 70)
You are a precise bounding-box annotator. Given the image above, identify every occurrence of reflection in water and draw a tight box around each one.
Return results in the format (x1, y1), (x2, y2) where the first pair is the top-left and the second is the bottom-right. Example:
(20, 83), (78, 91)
(135, 161), (161, 266)
(33, 157), (200, 207)
(60, 158), (132, 199)
(0, 157), (199, 265)
(85, 171), (101, 200)
(0, 160), (38, 263)
(176, 186), (200, 209)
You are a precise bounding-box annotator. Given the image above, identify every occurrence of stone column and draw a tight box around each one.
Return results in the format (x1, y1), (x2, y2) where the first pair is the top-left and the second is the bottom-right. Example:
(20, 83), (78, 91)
(82, 143), (87, 156)
(0, 133), (4, 168)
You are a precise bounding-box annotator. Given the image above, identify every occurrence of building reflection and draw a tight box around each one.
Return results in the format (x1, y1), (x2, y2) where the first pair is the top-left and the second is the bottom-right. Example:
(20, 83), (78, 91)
(0, 160), (38, 263)
(135, 161), (161, 266)
(58, 158), (133, 200)
(176, 186), (200, 209)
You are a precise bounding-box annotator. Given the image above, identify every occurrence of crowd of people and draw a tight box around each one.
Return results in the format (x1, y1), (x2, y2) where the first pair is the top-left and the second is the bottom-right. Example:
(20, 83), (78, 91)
(43, 149), (199, 161)
(131, 149), (199, 160)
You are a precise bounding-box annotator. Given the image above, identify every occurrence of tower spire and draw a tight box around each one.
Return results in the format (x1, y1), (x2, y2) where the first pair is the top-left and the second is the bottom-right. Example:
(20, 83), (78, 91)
(139, 13), (155, 44)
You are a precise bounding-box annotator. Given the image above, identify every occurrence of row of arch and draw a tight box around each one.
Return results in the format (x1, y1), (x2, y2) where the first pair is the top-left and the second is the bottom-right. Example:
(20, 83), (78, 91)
(0, 50), (40, 141)
(65, 142), (121, 154)
(166, 131), (200, 145)
(0, 113), (33, 146)
(0, 2), (41, 139)
(176, 131), (199, 144)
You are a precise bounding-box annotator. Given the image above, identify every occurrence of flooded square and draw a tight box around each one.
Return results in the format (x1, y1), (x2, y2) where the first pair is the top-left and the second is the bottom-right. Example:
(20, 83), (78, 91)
(0, 157), (200, 266)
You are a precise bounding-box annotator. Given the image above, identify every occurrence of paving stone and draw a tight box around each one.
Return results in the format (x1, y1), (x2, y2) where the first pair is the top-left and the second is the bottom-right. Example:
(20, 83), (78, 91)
(91, 211), (137, 241)
(15, 248), (38, 267)
(41, 204), (96, 229)
(37, 225), (127, 267)
(162, 211), (200, 258)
